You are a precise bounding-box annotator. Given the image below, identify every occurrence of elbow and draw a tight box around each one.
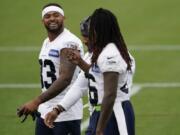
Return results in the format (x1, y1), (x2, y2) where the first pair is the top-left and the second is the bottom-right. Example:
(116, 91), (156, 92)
(62, 76), (72, 86)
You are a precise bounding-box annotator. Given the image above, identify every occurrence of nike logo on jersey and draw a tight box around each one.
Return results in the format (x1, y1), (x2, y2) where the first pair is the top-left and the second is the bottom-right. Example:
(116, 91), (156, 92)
(49, 49), (59, 57)
(107, 56), (114, 59)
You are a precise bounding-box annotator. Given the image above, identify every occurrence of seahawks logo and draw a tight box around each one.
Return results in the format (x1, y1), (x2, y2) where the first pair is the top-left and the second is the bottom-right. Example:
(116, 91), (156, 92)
(49, 49), (59, 57)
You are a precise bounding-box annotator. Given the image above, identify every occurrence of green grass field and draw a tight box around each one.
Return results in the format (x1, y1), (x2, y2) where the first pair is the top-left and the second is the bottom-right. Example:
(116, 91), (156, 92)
(0, 0), (180, 135)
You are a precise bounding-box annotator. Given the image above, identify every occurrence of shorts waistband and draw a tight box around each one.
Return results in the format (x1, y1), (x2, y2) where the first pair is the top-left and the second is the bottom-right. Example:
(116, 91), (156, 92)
(93, 104), (101, 111)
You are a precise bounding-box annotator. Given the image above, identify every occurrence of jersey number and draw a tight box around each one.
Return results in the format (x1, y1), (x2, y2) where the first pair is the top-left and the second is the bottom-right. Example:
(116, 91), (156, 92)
(85, 73), (98, 105)
(39, 59), (57, 89)
(120, 83), (128, 94)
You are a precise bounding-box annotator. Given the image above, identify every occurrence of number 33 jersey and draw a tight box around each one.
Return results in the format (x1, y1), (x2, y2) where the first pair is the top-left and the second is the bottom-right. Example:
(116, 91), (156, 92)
(38, 28), (84, 122)
(87, 43), (135, 106)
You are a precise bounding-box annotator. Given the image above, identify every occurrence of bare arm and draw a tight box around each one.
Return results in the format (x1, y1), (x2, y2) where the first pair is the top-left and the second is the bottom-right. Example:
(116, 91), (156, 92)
(17, 48), (76, 116)
(67, 49), (91, 73)
(78, 57), (90, 73)
(37, 48), (76, 103)
(96, 72), (119, 134)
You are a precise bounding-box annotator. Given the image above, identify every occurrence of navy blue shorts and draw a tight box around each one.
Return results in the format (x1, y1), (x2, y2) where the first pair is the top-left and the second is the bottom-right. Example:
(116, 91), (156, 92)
(85, 100), (135, 135)
(35, 117), (81, 135)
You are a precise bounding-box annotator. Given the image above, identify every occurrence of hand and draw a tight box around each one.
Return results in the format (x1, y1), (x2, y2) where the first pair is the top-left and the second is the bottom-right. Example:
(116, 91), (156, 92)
(16, 110), (40, 123)
(66, 49), (81, 65)
(17, 98), (40, 117)
(44, 110), (59, 128)
(96, 130), (104, 135)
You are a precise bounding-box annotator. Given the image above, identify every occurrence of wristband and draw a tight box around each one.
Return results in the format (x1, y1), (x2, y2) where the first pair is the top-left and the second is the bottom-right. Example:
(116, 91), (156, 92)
(53, 105), (65, 115)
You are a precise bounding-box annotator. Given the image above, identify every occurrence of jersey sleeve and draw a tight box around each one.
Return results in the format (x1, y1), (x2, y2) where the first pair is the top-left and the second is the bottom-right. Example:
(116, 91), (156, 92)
(130, 53), (136, 74)
(58, 71), (88, 111)
(97, 43), (127, 74)
(62, 40), (84, 57)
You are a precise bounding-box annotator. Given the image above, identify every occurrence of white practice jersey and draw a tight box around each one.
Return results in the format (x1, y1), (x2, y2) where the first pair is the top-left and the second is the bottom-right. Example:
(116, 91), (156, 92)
(87, 43), (135, 134)
(38, 28), (84, 122)
(87, 43), (135, 105)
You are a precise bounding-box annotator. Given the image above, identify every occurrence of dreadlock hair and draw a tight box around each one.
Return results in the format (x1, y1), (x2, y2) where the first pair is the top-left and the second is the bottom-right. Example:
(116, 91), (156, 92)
(42, 3), (63, 10)
(89, 8), (132, 71)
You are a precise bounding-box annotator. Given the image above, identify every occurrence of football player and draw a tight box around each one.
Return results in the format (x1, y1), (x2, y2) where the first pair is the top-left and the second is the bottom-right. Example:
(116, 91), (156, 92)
(17, 3), (84, 135)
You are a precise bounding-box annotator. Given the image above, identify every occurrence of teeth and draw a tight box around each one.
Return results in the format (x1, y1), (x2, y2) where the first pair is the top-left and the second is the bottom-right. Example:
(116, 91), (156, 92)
(49, 23), (57, 27)
(50, 23), (56, 25)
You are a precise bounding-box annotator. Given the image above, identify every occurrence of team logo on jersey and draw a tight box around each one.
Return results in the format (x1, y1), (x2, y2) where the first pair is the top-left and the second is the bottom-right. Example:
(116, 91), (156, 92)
(66, 42), (78, 49)
(92, 64), (100, 73)
(49, 49), (59, 57)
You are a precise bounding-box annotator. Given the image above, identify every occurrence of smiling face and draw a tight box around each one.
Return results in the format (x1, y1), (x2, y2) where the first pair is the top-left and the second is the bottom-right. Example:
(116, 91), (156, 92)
(42, 11), (64, 33)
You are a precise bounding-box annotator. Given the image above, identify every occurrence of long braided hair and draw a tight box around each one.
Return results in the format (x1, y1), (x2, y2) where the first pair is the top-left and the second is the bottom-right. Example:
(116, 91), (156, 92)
(89, 8), (132, 71)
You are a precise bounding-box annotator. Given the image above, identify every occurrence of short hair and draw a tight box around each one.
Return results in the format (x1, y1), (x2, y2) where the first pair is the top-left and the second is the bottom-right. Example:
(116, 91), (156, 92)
(89, 8), (132, 70)
(42, 3), (63, 10)
(80, 16), (91, 37)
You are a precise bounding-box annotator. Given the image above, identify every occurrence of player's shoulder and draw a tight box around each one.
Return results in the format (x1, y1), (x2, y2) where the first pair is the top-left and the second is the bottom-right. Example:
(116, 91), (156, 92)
(99, 43), (120, 60)
(63, 28), (81, 42)
(97, 43), (127, 73)
(55, 28), (81, 44)
(54, 28), (83, 55)
(42, 38), (49, 45)
(104, 42), (118, 50)
(61, 28), (83, 50)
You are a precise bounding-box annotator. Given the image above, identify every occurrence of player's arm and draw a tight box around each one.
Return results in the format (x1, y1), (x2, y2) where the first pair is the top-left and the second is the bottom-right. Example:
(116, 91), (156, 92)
(37, 48), (76, 103)
(58, 71), (88, 110)
(44, 71), (88, 128)
(96, 72), (119, 134)
(67, 49), (91, 73)
(17, 48), (77, 116)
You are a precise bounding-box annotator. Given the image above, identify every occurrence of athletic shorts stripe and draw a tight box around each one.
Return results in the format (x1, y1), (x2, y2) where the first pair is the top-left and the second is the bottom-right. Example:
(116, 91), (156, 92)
(122, 101), (135, 135)
(85, 100), (135, 135)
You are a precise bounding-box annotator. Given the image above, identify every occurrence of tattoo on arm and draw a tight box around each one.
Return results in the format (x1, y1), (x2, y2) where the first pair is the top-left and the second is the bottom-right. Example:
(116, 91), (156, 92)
(38, 48), (76, 103)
